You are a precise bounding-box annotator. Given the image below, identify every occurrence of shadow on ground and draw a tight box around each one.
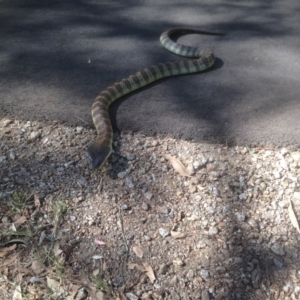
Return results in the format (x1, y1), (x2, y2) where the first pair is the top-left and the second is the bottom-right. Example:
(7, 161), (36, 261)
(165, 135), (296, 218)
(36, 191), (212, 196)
(1, 0), (300, 146)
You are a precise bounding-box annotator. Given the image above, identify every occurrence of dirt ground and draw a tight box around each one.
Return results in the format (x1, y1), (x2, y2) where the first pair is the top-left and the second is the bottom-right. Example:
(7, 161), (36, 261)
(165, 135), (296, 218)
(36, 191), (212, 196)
(1, 117), (300, 299)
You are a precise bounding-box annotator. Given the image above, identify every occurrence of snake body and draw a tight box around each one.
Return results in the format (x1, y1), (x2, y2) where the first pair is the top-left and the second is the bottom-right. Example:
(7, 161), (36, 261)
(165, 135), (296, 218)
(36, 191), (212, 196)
(88, 28), (222, 169)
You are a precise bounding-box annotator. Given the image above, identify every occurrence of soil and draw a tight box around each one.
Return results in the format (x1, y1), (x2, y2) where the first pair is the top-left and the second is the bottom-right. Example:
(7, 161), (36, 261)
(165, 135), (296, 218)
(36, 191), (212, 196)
(1, 117), (300, 299)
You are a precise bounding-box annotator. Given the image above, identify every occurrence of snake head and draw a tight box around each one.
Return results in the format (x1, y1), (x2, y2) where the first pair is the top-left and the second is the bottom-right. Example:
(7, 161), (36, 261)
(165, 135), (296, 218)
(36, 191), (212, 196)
(87, 141), (112, 169)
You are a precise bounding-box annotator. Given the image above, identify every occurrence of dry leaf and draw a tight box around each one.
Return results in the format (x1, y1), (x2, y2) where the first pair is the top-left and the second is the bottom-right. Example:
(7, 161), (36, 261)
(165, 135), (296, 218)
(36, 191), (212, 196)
(132, 246), (143, 258)
(16, 266), (34, 277)
(95, 291), (108, 300)
(11, 223), (17, 232)
(127, 263), (145, 272)
(53, 243), (63, 257)
(142, 262), (156, 283)
(34, 194), (41, 207)
(173, 258), (184, 266)
(12, 285), (22, 300)
(186, 214), (201, 221)
(1, 253), (18, 267)
(31, 260), (46, 275)
(66, 285), (83, 300)
(92, 255), (103, 260)
(127, 263), (136, 270)
(164, 154), (192, 177)
(94, 239), (106, 245)
(117, 219), (122, 228)
(289, 269), (298, 283)
(171, 231), (188, 239)
(47, 277), (65, 294)
(14, 216), (27, 226)
(0, 244), (16, 258)
(288, 199), (300, 233)
(86, 283), (110, 300)
(3, 267), (8, 278)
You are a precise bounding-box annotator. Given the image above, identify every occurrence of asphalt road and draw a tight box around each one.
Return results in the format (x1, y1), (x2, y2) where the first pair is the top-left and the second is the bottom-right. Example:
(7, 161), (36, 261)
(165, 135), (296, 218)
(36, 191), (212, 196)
(1, 0), (300, 147)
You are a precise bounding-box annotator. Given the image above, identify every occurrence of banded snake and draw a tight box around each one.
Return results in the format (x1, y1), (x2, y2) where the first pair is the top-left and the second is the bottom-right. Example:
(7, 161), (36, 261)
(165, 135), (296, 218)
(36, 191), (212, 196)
(88, 28), (223, 169)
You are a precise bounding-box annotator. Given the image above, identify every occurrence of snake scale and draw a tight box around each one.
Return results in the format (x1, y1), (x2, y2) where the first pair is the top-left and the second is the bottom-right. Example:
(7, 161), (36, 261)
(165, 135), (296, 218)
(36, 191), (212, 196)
(88, 28), (223, 169)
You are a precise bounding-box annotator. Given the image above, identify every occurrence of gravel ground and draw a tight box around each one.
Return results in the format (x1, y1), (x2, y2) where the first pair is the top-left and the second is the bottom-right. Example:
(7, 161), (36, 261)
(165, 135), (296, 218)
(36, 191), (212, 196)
(1, 116), (300, 300)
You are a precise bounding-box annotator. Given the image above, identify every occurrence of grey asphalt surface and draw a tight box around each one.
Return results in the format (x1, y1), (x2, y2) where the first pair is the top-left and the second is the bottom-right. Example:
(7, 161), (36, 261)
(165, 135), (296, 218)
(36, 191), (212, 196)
(1, 0), (300, 147)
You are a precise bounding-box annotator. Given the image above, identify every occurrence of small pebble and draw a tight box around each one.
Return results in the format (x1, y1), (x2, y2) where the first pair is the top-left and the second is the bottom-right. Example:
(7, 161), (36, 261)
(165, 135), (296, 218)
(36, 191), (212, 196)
(29, 131), (40, 140)
(9, 150), (16, 160)
(158, 228), (169, 238)
(236, 212), (246, 222)
(273, 171), (281, 179)
(173, 258), (184, 266)
(270, 242), (285, 256)
(126, 153), (135, 161)
(273, 258), (283, 269)
(117, 171), (126, 179)
(197, 241), (206, 249)
(186, 269), (194, 278)
(186, 164), (195, 175)
(2, 216), (10, 224)
(210, 186), (219, 196)
(201, 291), (210, 300)
(208, 226), (218, 235)
(199, 269), (209, 280)
(233, 257), (243, 264)
(193, 160), (200, 169)
(77, 178), (86, 187)
(126, 293), (139, 300)
(159, 206), (170, 214)
(141, 202), (149, 211)
(275, 214), (281, 225)
(75, 126), (84, 134)
(125, 176), (135, 188)
(248, 218), (258, 228)
(144, 192), (153, 200)
(121, 204), (130, 211)
(205, 206), (215, 214)
(239, 193), (247, 200)
(189, 185), (197, 193)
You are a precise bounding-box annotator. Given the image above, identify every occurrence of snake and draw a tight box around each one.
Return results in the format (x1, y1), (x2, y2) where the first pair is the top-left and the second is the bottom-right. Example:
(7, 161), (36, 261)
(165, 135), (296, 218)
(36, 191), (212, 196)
(88, 28), (223, 169)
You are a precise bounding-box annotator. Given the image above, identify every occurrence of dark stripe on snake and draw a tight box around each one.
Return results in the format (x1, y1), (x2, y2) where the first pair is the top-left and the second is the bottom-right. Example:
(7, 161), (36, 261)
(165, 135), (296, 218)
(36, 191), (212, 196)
(140, 69), (150, 83)
(123, 79), (132, 90)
